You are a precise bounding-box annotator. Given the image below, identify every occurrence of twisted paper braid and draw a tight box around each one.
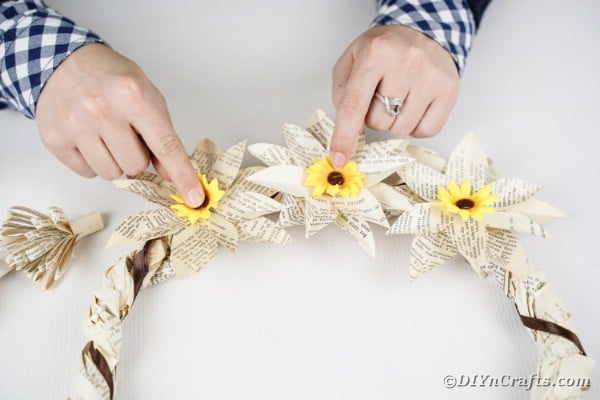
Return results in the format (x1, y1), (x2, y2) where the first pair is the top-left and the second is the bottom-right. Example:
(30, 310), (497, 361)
(76, 238), (173, 400)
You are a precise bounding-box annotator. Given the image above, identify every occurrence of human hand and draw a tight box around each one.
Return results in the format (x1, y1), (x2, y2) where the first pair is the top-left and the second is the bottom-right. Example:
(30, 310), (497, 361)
(329, 25), (459, 167)
(35, 44), (205, 207)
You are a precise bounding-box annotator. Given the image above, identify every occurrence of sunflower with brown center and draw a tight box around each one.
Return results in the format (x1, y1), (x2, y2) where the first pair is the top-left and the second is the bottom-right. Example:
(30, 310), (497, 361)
(437, 180), (498, 221)
(170, 174), (225, 223)
(304, 156), (365, 198)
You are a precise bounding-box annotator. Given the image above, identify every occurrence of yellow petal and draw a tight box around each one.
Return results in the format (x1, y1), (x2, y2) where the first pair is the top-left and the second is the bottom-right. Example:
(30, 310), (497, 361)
(312, 185), (325, 197)
(170, 194), (184, 204)
(458, 209), (470, 221)
(326, 184), (339, 196)
(448, 181), (461, 198)
(459, 180), (472, 197)
(437, 187), (451, 202)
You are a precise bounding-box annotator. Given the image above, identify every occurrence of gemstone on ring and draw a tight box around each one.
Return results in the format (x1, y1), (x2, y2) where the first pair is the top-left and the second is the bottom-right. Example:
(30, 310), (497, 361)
(375, 92), (403, 117)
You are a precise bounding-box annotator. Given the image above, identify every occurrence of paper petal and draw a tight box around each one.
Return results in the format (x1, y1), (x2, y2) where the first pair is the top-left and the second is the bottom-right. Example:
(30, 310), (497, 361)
(485, 229), (528, 279)
(228, 166), (277, 197)
(279, 194), (306, 227)
(368, 183), (413, 213)
(404, 144), (446, 172)
(247, 165), (310, 197)
(401, 162), (446, 202)
(218, 191), (282, 222)
(490, 178), (542, 208)
(505, 198), (566, 223)
(170, 225), (218, 279)
(191, 137), (220, 172)
(304, 195), (338, 238)
(247, 143), (295, 166)
(485, 212), (548, 238)
(237, 217), (291, 245)
(282, 123), (327, 166)
(448, 217), (488, 276)
(409, 233), (457, 280)
(445, 133), (488, 191)
(200, 213), (239, 252)
(113, 178), (174, 207)
(306, 108), (334, 149)
(320, 190), (389, 228)
(106, 209), (185, 248)
(210, 140), (246, 189)
(355, 139), (409, 166)
(334, 213), (376, 257)
(387, 203), (449, 235)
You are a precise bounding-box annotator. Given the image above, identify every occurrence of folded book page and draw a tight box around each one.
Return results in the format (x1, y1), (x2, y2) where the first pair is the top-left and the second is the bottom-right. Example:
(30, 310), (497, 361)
(71, 115), (593, 400)
(389, 133), (594, 398)
(1, 206), (104, 289)
(248, 108), (413, 257)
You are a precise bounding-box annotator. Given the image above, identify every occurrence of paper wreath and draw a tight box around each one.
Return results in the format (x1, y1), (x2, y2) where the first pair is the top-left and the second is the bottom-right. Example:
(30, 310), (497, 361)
(1, 206), (104, 289)
(65, 109), (593, 399)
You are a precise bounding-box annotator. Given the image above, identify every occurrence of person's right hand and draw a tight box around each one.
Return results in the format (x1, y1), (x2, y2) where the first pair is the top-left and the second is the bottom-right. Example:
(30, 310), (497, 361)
(35, 43), (205, 207)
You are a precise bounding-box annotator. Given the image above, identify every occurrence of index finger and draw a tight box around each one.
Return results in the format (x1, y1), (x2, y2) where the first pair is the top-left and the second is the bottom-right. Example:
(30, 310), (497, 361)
(129, 92), (205, 208)
(329, 61), (382, 168)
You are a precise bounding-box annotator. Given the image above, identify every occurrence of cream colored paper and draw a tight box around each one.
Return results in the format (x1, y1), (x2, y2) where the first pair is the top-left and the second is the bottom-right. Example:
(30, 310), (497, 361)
(388, 133), (593, 397)
(484, 263), (596, 399)
(248, 109), (413, 256)
(388, 133), (563, 279)
(108, 138), (289, 279)
(77, 238), (170, 400)
(1, 206), (104, 289)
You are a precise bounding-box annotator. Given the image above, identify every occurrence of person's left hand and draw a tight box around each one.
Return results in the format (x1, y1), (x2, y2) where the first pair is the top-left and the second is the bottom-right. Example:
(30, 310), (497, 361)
(328, 25), (460, 167)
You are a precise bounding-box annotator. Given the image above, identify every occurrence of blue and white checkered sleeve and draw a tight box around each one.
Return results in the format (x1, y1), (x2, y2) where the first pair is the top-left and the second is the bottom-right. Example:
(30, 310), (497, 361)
(372, 0), (476, 73)
(0, 0), (107, 118)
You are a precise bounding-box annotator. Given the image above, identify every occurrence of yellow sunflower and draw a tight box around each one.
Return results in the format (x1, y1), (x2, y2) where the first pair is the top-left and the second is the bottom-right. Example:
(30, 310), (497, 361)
(170, 174), (225, 223)
(437, 180), (498, 221)
(304, 156), (365, 198)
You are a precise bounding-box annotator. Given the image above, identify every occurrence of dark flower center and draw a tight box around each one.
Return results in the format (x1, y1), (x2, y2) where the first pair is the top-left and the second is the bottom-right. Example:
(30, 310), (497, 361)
(195, 194), (210, 210)
(327, 171), (345, 185)
(455, 198), (475, 210)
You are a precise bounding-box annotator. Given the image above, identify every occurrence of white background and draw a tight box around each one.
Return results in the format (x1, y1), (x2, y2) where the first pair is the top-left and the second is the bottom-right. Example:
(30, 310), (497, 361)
(1, 1), (599, 399)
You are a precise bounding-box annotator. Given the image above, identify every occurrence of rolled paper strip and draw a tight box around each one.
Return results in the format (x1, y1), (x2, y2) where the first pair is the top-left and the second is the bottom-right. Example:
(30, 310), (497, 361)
(77, 238), (171, 400)
(1, 206), (105, 289)
(70, 211), (105, 240)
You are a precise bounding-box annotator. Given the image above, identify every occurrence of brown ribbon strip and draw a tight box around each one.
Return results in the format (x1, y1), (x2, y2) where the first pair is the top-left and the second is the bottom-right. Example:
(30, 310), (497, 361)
(86, 244), (151, 399)
(516, 307), (587, 356)
(132, 243), (150, 299)
(89, 342), (115, 400)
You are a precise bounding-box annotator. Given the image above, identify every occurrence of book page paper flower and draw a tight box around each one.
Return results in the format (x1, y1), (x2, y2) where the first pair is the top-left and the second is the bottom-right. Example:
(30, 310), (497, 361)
(1, 206), (104, 289)
(247, 109), (413, 256)
(387, 133), (593, 398)
(107, 138), (290, 279)
(387, 133), (565, 280)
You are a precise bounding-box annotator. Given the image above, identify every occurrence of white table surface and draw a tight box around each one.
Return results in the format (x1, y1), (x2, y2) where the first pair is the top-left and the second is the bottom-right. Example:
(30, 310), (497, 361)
(1, 1), (599, 399)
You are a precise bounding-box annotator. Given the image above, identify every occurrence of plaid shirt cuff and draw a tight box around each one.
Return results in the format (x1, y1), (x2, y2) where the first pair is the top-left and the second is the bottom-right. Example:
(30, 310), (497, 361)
(0, 0), (106, 118)
(372, 0), (475, 74)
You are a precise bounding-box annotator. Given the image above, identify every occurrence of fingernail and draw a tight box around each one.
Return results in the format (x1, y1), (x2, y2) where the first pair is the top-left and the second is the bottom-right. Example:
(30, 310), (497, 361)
(184, 186), (205, 208)
(330, 151), (346, 168)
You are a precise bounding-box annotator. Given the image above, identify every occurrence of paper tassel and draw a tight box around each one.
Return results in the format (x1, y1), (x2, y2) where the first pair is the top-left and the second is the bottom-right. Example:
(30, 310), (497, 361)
(1, 206), (104, 289)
